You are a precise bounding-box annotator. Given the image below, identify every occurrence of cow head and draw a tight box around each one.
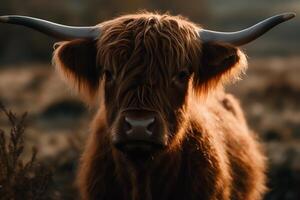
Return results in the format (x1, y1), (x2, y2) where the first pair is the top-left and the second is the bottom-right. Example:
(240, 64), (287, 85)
(0, 12), (295, 164)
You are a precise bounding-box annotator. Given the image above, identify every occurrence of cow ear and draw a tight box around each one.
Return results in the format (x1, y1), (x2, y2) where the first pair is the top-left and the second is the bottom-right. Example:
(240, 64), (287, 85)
(53, 39), (101, 102)
(193, 42), (247, 94)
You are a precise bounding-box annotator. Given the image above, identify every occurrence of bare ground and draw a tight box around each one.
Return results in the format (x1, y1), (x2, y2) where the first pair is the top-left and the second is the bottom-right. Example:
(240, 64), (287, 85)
(0, 56), (299, 199)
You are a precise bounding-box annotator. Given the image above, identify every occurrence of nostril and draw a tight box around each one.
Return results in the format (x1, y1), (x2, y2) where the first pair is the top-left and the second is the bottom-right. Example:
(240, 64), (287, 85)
(146, 118), (155, 135)
(124, 119), (132, 133)
(124, 117), (133, 135)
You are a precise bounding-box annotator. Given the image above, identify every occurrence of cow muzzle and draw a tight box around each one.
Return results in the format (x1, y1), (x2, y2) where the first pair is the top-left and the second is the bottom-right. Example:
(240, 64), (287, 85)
(112, 109), (167, 160)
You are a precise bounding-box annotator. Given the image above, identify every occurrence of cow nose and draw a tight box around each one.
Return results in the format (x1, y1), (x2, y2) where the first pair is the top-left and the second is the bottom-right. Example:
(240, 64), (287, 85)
(125, 117), (155, 136)
(113, 109), (166, 160)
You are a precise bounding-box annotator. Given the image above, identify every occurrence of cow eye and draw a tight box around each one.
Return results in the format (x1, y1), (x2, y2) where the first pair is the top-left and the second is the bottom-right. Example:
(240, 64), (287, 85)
(175, 70), (190, 83)
(104, 69), (114, 82)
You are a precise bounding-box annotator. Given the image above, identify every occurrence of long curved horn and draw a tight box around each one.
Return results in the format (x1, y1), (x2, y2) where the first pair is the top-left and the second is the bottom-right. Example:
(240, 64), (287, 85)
(0, 15), (100, 40)
(199, 13), (296, 46)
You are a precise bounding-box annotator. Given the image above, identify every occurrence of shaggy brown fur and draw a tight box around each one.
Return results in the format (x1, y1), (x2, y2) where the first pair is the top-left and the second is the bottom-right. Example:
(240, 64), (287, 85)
(53, 12), (266, 200)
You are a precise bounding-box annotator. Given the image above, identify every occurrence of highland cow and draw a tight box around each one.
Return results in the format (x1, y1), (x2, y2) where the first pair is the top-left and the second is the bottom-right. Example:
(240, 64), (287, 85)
(0, 11), (295, 200)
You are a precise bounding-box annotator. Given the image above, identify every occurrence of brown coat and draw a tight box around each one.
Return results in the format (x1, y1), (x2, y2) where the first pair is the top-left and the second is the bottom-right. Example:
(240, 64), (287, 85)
(52, 12), (267, 200)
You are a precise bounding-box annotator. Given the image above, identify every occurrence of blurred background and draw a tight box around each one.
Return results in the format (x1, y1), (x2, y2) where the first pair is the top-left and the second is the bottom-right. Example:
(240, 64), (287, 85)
(0, 0), (299, 199)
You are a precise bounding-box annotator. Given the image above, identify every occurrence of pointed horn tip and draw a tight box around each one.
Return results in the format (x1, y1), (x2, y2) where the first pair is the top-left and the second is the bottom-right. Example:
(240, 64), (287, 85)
(281, 12), (296, 21)
(0, 16), (10, 23)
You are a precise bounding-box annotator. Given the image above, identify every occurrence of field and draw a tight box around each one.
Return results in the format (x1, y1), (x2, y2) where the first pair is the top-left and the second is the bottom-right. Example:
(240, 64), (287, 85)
(0, 56), (299, 199)
(0, 0), (299, 199)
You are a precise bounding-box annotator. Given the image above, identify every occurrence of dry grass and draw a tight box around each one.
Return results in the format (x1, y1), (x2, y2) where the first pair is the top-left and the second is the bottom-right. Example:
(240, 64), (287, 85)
(0, 102), (52, 200)
(0, 56), (299, 199)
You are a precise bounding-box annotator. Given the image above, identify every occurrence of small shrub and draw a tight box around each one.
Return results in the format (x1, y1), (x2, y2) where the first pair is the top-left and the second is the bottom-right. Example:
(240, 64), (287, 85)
(0, 102), (51, 200)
